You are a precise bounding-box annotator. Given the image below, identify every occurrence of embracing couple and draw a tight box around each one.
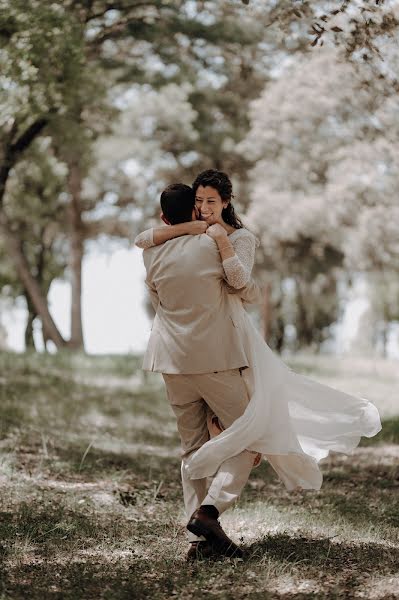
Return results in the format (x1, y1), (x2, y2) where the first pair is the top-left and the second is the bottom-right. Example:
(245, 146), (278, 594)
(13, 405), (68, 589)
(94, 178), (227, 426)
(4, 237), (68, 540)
(135, 169), (381, 561)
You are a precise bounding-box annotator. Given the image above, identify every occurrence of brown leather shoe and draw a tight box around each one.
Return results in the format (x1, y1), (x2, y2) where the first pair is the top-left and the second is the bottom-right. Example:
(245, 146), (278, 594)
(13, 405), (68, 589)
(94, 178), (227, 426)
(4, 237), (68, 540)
(187, 506), (243, 558)
(186, 541), (215, 561)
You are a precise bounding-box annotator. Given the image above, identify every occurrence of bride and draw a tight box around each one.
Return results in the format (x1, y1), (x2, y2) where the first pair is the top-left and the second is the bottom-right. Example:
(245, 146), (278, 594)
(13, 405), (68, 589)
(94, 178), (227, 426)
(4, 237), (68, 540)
(134, 169), (381, 490)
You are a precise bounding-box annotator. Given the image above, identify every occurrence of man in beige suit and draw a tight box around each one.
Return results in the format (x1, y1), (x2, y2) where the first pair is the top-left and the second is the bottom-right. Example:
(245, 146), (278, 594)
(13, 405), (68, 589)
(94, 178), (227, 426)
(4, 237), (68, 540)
(142, 184), (261, 560)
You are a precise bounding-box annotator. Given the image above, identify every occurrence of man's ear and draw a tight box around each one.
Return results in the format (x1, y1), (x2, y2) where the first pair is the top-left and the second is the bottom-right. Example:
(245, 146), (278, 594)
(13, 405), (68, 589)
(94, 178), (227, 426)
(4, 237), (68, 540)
(160, 212), (170, 225)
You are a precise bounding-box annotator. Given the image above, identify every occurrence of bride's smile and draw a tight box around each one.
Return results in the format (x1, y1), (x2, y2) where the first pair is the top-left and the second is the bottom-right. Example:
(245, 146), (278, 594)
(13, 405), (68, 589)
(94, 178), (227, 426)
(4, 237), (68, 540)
(195, 185), (229, 225)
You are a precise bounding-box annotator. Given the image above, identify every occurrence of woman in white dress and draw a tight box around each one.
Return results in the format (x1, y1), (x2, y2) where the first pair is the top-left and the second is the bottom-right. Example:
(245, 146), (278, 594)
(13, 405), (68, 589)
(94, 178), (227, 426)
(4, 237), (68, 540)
(135, 169), (381, 491)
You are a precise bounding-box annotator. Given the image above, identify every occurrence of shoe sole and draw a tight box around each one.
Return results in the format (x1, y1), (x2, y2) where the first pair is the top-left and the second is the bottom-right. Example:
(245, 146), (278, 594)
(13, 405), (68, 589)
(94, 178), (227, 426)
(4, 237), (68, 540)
(187, 519), (243, 558)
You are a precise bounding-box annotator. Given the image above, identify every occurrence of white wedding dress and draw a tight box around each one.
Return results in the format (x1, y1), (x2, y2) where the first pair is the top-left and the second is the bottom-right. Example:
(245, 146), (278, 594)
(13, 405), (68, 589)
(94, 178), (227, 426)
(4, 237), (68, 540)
(135, 228), (382, 490)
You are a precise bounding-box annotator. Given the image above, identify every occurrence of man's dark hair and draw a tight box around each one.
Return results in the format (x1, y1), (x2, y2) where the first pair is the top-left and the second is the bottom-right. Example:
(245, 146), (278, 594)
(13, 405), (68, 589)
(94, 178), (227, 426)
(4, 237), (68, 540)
(160, 183), (195, 225)
(192, 169), (243, 229)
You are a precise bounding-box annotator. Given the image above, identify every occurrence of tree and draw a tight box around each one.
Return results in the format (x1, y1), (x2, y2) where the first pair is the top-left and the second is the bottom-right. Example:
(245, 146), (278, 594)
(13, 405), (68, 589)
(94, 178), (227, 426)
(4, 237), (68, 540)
(0, 2), (93, 348)
(0, 0), (265, 351)
(241, 0), (399, 59)
(82, 0), (268, 223)
(368, 273), (399, 357)
(5, 0), (397, 354)
(325, 138), (399, 272)
(0, 138), (69, 349)
(242, 46), (399, 349)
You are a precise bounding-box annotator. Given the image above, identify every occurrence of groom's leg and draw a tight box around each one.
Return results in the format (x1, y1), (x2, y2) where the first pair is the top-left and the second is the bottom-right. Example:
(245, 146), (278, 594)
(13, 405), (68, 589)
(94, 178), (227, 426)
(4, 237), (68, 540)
(201, 452), (254, 513)
(162, 374), (210, 541)
(194, 369), (254, 515)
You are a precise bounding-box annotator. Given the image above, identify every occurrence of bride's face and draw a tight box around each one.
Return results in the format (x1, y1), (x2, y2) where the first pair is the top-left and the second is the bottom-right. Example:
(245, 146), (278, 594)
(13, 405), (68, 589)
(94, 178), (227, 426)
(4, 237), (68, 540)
(195, 185), (229, 225)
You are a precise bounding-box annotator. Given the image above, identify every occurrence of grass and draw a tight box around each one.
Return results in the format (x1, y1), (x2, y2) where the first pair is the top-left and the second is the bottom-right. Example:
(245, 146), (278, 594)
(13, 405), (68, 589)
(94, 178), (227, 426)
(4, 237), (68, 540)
(0, 350), (398, 599)
(360, 416), (399, 445)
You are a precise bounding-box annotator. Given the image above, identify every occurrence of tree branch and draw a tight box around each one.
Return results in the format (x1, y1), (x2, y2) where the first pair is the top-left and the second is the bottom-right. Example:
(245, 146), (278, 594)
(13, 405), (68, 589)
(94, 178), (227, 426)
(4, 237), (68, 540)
(10, 117), (49, 156)
(84, 2), (149, 22)
(0, 117), (49, 207)
(85, 1), (178, 48)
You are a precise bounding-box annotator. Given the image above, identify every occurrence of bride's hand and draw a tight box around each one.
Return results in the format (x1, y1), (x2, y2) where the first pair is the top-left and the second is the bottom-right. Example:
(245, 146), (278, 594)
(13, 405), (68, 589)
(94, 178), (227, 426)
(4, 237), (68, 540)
(183, 220), (209, 235)
(206, 224), (227, 241)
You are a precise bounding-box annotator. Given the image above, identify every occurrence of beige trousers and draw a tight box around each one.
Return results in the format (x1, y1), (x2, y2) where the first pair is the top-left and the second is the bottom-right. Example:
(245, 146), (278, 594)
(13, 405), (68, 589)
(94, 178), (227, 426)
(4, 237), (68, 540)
(162, 369), (254, 542)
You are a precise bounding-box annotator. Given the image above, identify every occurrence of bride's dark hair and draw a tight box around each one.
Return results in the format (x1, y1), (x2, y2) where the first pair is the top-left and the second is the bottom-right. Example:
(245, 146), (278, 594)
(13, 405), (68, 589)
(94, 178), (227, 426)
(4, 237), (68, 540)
(192, 169), (243, 229)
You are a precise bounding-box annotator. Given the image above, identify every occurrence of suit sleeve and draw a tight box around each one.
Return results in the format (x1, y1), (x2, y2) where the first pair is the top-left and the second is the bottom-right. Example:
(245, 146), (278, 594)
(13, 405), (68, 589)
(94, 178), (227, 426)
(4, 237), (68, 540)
(145, 278), (159, 312)
(142, 248), (159, 311)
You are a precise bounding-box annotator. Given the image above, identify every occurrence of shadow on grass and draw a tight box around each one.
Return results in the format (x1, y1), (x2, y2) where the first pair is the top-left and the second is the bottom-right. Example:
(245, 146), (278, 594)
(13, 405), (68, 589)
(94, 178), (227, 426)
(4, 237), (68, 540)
(1, 466), (398, 600)
(0, 378), (170, 434)
(0, 502), (110, 549)
(52, 444), (181, 481)
(0, 495), (182, 600)
(0, 497), (184, 600)
(247, 531), (399, 577)
(240, 457), (399, 537)
(3, 529), (398, 600)
(0, 484), (180, 558)
(1, 560), (172, 600)
(322, 463), (399, 528)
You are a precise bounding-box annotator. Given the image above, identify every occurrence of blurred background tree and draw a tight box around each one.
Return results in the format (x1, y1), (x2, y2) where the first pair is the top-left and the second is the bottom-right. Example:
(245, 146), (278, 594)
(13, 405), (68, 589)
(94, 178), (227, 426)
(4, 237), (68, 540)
(0, 0), (266, 350)
(0, 138), (68, 350)
(242, 43), (399, 351)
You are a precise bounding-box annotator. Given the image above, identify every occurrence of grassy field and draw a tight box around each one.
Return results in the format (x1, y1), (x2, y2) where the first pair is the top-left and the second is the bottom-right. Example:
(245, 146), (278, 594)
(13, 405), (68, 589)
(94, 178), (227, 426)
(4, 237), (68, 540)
(0, 351), (398, 600)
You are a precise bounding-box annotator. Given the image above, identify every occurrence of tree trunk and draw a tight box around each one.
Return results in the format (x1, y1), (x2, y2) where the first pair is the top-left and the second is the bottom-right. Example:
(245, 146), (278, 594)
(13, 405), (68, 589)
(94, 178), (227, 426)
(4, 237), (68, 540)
(381, 321), (388, 358)
(36, 237), (52, 353)
(295, 281), (313, 349)
(24, 312), (36, 349)
(67, 161), (85, 350)
(24, 291), (37, 350)
(0, 117), (64, 348)
(274, 312), (285, 354)
(0, 218), (66, 348)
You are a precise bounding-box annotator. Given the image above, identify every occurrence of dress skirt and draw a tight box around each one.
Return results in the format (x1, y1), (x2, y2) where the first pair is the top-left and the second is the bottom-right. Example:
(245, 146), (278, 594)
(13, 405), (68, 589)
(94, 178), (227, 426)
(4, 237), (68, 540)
(185, 297), (382, 490)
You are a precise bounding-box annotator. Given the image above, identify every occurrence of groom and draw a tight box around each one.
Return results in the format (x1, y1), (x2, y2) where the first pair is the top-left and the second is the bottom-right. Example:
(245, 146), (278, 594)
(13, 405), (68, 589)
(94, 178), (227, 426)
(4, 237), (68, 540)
(142, 183), (261, 560)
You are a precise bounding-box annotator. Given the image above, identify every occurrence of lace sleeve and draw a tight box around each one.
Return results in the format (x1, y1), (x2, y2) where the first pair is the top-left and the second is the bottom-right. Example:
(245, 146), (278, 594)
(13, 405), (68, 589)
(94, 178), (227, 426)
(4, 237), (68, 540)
(134, 229), (154, 249)
(222, 230), (256, 289)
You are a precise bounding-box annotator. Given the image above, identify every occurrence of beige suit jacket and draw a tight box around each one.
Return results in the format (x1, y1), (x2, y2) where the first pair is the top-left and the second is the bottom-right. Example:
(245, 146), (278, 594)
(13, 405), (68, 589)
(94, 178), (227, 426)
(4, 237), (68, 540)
(142, 234), (261, 374)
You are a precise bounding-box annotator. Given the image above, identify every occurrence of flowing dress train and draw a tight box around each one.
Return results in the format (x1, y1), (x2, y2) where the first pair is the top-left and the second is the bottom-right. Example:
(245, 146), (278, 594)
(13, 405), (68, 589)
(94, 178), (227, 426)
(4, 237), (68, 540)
(185, 290), (381, 490)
